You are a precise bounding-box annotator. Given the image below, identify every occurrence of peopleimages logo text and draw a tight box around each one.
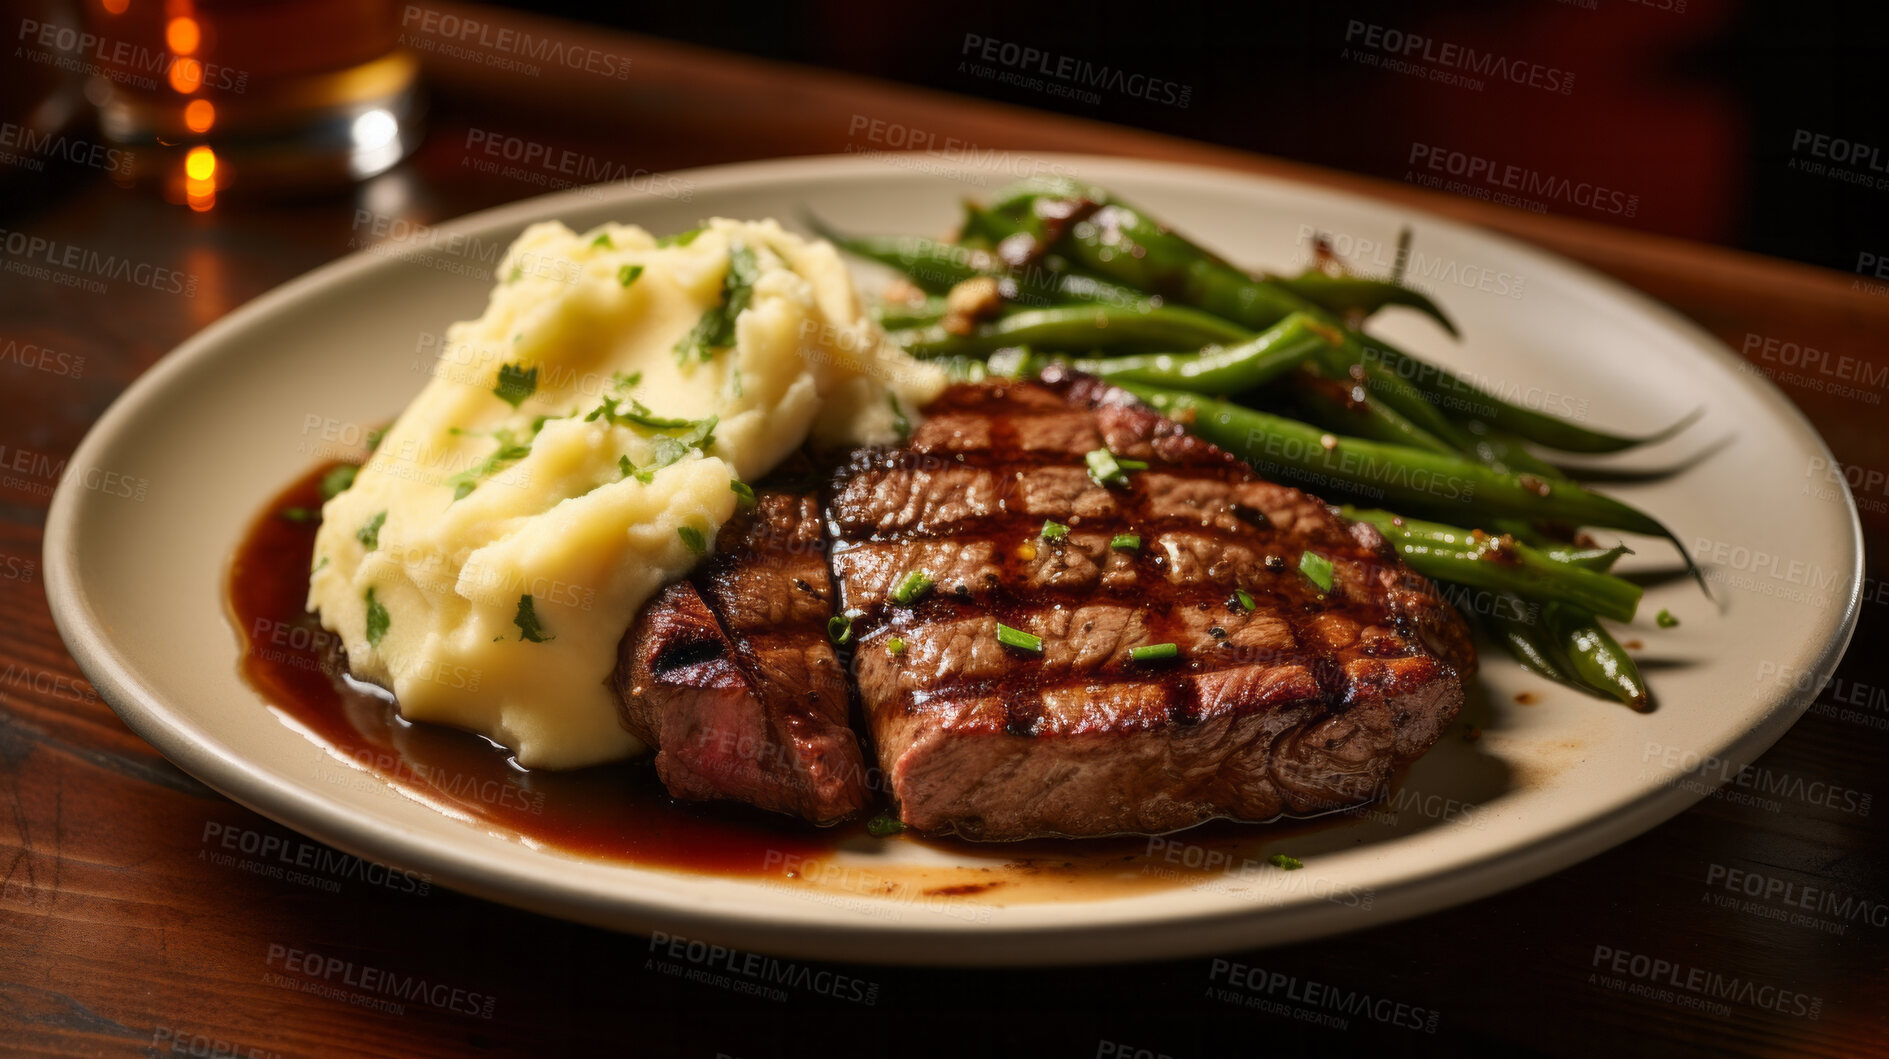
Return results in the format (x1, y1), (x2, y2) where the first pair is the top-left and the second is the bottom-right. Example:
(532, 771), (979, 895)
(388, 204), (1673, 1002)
(960, 34), (1191, 107)
(1345, 21), (1574, 94)
(1408, 144), (1638, 217)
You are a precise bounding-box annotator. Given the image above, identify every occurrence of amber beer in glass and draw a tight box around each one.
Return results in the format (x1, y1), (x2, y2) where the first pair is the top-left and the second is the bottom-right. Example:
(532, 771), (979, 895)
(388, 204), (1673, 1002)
(83, 0), (421, 205)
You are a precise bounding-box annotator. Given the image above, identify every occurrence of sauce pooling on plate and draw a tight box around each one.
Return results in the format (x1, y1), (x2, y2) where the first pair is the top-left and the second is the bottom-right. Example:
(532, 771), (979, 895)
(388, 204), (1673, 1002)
(230, 462), (1364, 897)
(231, 462), (838, 876)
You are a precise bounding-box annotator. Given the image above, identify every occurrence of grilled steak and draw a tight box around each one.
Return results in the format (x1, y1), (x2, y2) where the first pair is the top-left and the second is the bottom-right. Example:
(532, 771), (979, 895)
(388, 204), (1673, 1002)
(827, 370), (1474, 839)
(614, 482), (871, 825)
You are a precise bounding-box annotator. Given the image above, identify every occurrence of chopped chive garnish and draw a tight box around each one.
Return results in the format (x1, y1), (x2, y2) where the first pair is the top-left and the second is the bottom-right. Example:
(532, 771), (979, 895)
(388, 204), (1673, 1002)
(279, 507), (320, 524)
(678, 526), (707, 555)
(996, 623), (1043, 653)
(890, 569), (935, 605)
(591, 232), (613, 248)
(827, 614), (853, 645)
(1130, 642), (1179, 663)
(866, 814), (906, 837)
(1656, 608), (1678, 628)
(618, 264), (644, 287)
(1300, 550), (1335, 593)
(1085, 448), (1129, 487)
(1235, 588), (1256, 612)
(1040, 520), (1069, 541)
(887, 636), (907, 655)
(1110, 533), (1141, 551)
(1269, 853), (1304, 871)
(730, 479), (756, 507)
(1118, 458), (1149, 471)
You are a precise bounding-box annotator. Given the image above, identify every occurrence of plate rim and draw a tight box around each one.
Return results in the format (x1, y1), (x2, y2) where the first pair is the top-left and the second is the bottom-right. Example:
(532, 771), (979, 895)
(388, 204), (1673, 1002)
(42, 151), (1865, 966)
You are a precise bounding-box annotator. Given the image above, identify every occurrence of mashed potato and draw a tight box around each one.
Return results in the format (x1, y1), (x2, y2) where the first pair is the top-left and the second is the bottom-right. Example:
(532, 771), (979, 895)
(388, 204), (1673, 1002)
(308, 218), (944, 768)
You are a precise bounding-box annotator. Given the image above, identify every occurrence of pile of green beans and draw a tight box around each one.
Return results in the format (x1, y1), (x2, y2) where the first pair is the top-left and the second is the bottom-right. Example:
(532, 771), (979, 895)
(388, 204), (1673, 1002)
(819, 180), (1704, 709)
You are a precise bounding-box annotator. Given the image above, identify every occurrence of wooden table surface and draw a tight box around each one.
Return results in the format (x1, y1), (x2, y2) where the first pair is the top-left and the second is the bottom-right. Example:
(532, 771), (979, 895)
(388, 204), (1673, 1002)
(3, 5), (1885, 1057)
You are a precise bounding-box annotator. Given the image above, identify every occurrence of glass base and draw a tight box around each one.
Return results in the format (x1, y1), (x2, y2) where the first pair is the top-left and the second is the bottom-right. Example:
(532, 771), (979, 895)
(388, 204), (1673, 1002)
(98, 50), (424, 196)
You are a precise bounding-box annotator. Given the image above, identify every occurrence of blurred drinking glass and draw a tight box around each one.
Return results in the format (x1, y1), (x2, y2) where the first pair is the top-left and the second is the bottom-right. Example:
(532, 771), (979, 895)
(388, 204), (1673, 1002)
(78, 0), (422, 207)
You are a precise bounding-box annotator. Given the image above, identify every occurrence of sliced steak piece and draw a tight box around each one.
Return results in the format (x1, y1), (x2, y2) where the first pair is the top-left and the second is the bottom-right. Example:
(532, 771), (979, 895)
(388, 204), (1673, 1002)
(828, 370), (1475, 840)
(615, 480), (870, 825)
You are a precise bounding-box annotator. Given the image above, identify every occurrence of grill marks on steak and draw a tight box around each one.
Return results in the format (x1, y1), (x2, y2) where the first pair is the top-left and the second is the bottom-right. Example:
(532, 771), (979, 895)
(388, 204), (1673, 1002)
(614, 485), (870, 825)
(827, 373), (1473, 839)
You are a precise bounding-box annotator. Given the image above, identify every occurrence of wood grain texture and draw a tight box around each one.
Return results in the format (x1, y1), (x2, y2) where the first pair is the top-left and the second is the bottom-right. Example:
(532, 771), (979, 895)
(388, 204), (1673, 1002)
(1, 4), (1885, 1056)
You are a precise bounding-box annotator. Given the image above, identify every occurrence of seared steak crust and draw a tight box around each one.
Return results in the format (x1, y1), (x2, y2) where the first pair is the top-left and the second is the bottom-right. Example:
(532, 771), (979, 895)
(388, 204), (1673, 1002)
(615, 484), (870, 825)
(827, 371), (1473, 839)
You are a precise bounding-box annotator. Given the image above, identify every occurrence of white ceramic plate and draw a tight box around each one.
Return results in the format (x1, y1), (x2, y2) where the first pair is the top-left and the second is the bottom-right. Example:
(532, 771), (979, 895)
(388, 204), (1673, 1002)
(44, 154), (1862, 965)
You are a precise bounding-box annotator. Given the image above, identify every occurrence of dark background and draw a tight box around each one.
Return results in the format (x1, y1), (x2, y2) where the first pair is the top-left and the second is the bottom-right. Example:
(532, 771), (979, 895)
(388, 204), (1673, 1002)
(508, 0), (1889, 276)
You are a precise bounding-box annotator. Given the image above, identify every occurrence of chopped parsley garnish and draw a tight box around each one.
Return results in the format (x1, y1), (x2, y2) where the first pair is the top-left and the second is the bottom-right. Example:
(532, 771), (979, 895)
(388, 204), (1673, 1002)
(365, 426), (386, 454)
(586, 396), (702, 431)
(312, 555), (328, 573)
(1110, 533), (1141, 551)
(996, 623), (1043, 653)
(678, 525), (708, 555)
(1300, 550), (1334, 593)
(1269, 853), (1304, 871)
(446, 429), (534, 501)
(278, 507), (320, 524)
(1235, 588), (1256, 612)
(1656, 609), (1679, 628)
(890, 569), (935, 605)
(617, 455), (651, 484)
(1130, 642), (1178, 663)
(610, 370), (642, 393)
(506, 264), (523, 283)
(886, 636), (907, 656)
(1040, 520), (1069, 541)
(618, 264), (644, 287)
(319, 463), (359, 501)
(356, 510), (387, 552)
(591, 232), (613, 248)
(827, 614), (853, 645)
(364, 587), (389, 647)
(730, 479), (756, 507)
(673, 242), (759, 365)
(656, 227), (703, 248)
(888, 394), (912, 440)
(866, 814), (906, 837)
(513, 594), (553, 642)
(493, 363), (538, 409)
(1085, 448), (1145, 488)
(607, 420), (717, 487)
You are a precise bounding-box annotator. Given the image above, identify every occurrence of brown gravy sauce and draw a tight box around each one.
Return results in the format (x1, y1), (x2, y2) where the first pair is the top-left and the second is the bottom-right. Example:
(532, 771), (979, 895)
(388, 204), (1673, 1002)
(229, 463), (1366, 905)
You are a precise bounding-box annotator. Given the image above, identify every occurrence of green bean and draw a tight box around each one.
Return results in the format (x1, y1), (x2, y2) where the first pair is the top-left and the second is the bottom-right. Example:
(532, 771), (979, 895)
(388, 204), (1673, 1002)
(1345, 508), (1642, 621)
(873, 296), (947, 330)
(1544, 603), (1651, 711)
(806, 221), (986, 294)
(1484, 592), (1574, 683)
(1275, 271), (1458, 336)
(1118, 384), (1695, 574)
(1019, 200), (1305, 330)
(1337, 508), (1630, 572)
(1005, 311), (1340, 393)
(812, 212), (1150, 309)
(893, 304), (1251, 359)
(1289, 362), (1457, 455)
(991, 179), (1699, 454)
(1359, 340), (1704, 454)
